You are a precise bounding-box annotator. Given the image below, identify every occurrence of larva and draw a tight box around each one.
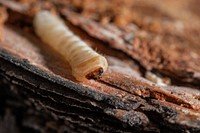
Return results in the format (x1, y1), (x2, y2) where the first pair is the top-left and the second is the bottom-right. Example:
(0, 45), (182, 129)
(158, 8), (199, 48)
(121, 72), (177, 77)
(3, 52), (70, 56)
(33, 11), (108, 81)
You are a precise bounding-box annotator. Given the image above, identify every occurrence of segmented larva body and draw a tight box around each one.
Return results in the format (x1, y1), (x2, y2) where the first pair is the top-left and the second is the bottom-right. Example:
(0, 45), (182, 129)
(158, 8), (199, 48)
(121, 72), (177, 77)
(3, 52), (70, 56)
(34, 11), (108, 81)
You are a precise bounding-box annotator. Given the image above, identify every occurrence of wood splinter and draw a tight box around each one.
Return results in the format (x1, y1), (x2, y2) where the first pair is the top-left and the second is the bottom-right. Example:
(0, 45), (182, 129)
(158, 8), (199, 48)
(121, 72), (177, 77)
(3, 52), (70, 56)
(34, 11), (108, 81)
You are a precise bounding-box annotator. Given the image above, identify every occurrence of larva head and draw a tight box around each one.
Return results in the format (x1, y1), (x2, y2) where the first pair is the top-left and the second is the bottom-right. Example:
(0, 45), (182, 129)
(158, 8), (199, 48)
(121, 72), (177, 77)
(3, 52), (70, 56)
(86, 67), (104, 79)
(72, 55), (108, 81)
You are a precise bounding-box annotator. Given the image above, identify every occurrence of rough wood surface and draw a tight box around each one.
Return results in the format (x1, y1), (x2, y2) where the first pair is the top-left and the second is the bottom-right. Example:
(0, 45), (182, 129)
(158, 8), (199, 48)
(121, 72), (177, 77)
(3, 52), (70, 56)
(0, 0), (200, 133)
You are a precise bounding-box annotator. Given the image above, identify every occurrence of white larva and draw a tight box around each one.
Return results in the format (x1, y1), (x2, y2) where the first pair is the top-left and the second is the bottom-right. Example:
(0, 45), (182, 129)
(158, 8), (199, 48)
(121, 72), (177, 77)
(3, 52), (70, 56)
(34, 11), (108, 81)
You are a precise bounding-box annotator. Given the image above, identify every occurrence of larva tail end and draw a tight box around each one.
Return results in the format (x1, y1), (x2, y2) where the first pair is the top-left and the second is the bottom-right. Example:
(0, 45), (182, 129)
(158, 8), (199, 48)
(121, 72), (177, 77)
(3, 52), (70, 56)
(86, 67), (104, 80)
